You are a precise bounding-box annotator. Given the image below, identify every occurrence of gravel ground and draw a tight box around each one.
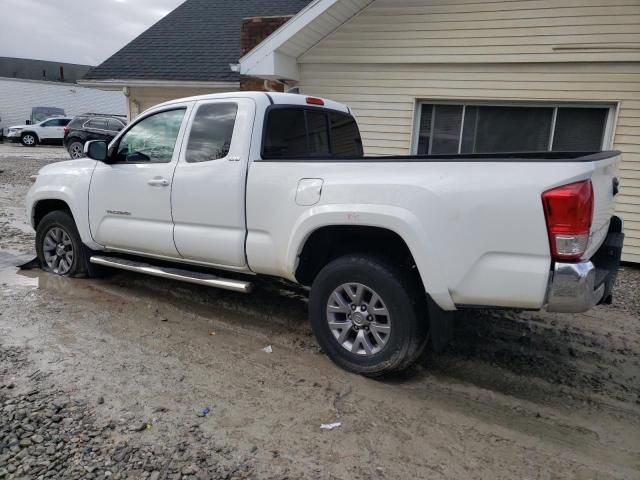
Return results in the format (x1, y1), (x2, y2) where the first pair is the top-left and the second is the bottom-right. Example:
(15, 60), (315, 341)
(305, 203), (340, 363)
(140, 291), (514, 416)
(1, 143), (639, 479)
(0, 346), (254, 479)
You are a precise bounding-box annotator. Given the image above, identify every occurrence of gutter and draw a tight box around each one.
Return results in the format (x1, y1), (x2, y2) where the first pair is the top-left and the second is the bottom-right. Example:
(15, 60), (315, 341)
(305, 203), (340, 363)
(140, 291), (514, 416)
(78, 79), (240, 90)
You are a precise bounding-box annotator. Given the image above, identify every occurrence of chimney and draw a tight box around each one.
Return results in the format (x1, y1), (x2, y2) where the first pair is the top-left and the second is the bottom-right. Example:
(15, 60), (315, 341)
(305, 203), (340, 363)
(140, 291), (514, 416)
(239, 16), (292, 91)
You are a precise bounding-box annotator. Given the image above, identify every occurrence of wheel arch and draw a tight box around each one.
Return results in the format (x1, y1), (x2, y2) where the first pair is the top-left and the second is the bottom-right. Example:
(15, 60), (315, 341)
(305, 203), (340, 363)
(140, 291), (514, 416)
(21, 130), (39, 141)
(296, 225), (417, 284)
(32, 199), (74, 229)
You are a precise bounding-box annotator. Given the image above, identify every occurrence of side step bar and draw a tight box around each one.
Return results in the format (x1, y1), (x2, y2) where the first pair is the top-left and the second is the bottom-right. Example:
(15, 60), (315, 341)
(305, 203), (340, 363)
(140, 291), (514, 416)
(89, 256), (253, 293)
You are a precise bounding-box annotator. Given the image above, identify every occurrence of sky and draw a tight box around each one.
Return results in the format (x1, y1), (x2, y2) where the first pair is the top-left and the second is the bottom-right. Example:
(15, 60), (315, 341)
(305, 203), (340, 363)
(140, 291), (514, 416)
(0, 0), (187, 66)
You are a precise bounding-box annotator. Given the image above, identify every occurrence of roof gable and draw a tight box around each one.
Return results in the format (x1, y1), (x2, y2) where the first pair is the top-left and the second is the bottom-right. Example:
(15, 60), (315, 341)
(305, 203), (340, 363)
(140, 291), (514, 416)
(83, 0), (309, 83)
(240, 0), (373, 81)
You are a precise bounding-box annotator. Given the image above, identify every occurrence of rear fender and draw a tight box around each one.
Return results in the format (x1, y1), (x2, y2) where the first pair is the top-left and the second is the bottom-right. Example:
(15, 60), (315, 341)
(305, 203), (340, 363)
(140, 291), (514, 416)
(287, 204), (456, 310)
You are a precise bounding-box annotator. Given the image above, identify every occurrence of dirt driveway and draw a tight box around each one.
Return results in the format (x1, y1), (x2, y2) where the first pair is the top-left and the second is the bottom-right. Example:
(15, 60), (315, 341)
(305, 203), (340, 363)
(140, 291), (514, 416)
(1, 143), (639, 479)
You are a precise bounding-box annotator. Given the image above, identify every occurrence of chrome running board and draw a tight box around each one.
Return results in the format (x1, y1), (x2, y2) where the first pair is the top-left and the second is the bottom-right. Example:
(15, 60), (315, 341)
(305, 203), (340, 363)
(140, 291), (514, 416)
(89, 256), (253, 293)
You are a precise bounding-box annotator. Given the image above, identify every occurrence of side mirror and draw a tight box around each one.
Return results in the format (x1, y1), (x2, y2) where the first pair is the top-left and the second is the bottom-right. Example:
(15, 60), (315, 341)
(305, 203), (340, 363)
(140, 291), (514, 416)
(85, 140), (108, 162)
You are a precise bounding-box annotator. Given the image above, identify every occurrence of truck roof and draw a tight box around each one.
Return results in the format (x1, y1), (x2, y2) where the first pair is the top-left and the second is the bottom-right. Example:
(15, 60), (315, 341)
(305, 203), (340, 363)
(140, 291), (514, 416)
(152, 91), (350, 115)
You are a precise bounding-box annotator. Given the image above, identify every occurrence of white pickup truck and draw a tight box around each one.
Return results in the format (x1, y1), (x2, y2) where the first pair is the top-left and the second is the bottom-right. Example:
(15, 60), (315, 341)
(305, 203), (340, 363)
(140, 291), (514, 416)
(26, 92), (624, 376)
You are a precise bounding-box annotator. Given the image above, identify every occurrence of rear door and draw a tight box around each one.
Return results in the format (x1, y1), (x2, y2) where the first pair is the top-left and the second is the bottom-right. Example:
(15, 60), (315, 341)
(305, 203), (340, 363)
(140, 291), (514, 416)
(89, 104), (192, 257)
(171, 98), (254, 268)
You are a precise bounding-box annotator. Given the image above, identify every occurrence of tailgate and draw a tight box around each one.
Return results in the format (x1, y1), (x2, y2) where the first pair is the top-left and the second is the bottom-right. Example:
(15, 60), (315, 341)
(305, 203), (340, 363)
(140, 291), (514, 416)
(585, 152), (622, 259)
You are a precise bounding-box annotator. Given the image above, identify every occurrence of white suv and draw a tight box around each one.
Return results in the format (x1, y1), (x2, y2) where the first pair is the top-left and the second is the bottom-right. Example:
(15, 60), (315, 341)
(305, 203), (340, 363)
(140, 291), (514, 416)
(6, 117), (72, 147)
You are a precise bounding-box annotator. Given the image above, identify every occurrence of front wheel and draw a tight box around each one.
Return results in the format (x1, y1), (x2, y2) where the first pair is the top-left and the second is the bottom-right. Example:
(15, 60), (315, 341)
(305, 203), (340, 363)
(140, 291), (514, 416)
(309, 255), (428, 377)
(21, 133), (37, 147)
(36, 211), (87, 277)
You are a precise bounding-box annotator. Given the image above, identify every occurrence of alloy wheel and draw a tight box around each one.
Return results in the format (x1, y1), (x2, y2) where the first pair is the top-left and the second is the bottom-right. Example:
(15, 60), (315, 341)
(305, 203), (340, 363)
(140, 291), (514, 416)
(69, 143), (84, 159)
(42, 227), (74, 275)
(326, 282), (392, 356)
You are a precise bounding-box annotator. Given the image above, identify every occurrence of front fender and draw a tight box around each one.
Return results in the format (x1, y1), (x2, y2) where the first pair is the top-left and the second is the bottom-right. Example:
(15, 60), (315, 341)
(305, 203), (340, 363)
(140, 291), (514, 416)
(26, 160), (102, 250)
(286, 204), (456, 310)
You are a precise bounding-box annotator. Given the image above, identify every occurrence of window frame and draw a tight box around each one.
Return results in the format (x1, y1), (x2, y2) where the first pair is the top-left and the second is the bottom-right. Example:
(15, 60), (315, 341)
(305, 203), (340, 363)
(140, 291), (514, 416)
(411, 100), (617, 155)
(260, 105), (362, 160)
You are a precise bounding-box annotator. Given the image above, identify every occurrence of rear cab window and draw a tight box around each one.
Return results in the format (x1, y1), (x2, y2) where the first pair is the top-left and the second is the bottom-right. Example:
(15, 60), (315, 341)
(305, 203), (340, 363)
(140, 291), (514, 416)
(263, 106), (363, 159)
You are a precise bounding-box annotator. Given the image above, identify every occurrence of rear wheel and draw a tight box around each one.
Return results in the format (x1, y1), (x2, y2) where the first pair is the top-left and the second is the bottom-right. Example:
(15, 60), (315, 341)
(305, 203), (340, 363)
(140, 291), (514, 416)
(309, 255), (428, 377)
(36, 211), (87, 277)
(68, 140), (84, 159)
(21, 133), (37, 147)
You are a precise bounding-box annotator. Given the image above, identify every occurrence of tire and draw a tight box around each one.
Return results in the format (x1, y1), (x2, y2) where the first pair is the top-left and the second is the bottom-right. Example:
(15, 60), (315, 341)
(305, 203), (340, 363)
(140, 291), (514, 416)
(309, 255), (428, 377)
(21, 133), (37, 147)
(67, 140), (85, 159)
(36, 211), (88, 277)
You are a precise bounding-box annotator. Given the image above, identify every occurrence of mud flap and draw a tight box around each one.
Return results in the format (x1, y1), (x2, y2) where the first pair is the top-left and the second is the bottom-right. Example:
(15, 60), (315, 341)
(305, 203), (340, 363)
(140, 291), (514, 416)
(427, 297), (456, 353)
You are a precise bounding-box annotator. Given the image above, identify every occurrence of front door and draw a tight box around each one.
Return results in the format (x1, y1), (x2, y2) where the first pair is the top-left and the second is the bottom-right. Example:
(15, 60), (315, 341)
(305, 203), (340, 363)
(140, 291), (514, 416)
(88, 105), (191, 258)
(171, 98), (253, 268)
(38, 118), (65, 141)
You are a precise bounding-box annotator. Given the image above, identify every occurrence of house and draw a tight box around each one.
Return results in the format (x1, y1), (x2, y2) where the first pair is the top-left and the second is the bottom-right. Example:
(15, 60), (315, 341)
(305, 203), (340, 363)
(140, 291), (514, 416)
(0, 57), (126, 136)
(240, 0), (640, 264)
(80, 0), (310, 118)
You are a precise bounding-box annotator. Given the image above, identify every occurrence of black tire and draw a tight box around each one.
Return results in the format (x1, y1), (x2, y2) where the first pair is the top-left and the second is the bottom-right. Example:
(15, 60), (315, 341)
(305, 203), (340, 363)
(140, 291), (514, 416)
(67, 140), (85, 159)
(21, 132), (37, 147)
(309, 255), (428, 377)
(36, 211), (88, 277)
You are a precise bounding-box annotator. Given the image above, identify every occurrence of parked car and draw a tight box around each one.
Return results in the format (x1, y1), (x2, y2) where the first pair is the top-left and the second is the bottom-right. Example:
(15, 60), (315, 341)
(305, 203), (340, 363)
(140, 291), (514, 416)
(6, 116), (72, 146)
(26, 92), (623, 376)
(63, 113), (127, 159)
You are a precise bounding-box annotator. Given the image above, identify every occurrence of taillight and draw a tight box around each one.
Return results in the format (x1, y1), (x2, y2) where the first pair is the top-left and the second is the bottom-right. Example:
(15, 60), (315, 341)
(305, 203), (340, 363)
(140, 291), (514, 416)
(63, 127), (69, 136)
(542, 180), (593, 261)
(306, 97), (324, 106)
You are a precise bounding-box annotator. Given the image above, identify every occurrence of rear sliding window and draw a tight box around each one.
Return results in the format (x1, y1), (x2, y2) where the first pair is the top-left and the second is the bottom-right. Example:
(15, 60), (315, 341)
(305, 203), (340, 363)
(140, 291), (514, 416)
(263, 107), (363, 159)
(185, 103), (238, 163)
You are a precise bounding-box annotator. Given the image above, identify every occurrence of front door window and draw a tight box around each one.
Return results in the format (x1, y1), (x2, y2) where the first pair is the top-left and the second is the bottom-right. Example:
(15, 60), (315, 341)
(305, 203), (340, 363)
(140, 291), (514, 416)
(115, 109), (186, 163)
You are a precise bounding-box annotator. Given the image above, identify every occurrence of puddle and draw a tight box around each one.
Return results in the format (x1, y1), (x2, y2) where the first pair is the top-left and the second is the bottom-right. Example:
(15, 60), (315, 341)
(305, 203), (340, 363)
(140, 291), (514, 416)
(0, 251), (40, 288)
(0, 267), (39, 288)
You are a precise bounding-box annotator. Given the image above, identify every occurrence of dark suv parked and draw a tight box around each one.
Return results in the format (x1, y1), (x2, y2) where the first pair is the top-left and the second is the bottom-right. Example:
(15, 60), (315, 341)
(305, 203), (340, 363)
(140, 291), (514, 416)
(63, 113), (127, 159)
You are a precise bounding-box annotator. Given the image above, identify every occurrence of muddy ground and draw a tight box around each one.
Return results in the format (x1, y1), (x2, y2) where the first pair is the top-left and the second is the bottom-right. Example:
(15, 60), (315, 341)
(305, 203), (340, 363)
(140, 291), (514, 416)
(0, 143), (639, 479)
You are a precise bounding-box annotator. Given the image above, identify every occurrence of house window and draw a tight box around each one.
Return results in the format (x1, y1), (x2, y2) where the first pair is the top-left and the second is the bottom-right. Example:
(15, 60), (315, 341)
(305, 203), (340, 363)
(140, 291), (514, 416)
(414, 103), (612, 155)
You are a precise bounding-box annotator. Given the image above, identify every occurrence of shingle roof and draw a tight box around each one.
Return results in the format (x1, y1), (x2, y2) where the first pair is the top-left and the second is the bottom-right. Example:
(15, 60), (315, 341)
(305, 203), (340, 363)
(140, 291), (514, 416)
(83, 0), (309, 82)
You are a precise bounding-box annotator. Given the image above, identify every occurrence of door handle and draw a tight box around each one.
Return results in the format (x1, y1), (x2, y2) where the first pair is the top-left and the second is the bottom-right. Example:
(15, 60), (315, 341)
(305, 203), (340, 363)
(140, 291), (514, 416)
(147, 177), (170, 187)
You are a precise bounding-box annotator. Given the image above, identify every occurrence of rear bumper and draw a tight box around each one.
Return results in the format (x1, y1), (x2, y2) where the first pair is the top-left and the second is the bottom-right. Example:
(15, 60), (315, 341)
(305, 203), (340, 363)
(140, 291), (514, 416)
(546, 216), (624, 313)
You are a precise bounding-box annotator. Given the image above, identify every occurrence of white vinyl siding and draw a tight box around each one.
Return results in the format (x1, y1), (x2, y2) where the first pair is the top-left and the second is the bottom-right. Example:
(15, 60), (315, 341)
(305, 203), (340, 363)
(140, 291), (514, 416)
(298, 61), (640, 263)
(0, 78), (126, 135)
(301, 0), (640, 65)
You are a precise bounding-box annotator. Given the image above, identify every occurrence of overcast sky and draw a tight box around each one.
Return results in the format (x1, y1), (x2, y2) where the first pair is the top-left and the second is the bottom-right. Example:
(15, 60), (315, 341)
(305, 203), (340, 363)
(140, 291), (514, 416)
(0, 0), (187, 66)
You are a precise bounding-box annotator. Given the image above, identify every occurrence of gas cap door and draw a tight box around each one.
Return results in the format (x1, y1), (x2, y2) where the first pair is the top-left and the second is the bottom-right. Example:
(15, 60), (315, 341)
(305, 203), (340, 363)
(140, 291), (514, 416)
(296, 178), (324, 206)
